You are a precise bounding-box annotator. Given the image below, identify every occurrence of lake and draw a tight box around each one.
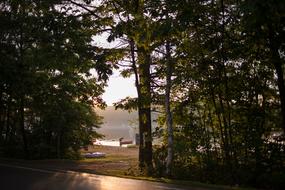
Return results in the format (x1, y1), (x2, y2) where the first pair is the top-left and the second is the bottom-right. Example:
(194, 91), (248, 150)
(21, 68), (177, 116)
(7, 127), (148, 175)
(96, 106), (158, 142)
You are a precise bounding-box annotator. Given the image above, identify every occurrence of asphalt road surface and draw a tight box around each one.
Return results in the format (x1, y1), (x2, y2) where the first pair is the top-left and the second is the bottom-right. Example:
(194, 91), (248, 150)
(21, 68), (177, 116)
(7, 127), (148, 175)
(0, 163), (195, 190)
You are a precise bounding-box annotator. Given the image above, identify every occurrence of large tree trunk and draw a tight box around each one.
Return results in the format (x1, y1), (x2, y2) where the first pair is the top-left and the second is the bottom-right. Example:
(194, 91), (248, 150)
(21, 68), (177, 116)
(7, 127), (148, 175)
(130, 39), (153, 173)
(165, 41), (174, 176)
(268, 25), (285, 134)
(18, 7), (29, 158)
(130, 39), (145, 168)
(0, 87), (3, 142)
(128, 0), (153, 175)
(138, 47), (153, 175)
(273, 56), (285, 134)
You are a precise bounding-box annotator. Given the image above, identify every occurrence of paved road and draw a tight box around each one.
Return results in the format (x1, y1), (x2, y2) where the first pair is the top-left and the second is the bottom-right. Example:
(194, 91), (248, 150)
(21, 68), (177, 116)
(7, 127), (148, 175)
(0, 163), (195, 190)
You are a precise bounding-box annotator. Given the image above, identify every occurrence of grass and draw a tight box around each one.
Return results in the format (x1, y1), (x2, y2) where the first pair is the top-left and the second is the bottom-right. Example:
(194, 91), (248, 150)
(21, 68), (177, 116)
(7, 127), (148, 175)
(79, 155), (136, 163)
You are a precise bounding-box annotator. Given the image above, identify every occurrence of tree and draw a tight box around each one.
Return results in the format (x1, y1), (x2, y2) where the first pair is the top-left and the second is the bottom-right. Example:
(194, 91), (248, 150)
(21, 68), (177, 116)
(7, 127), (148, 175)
(0, 0), (109, 159)
(97, 0), (155, 174)
(240, 0), (285, 134)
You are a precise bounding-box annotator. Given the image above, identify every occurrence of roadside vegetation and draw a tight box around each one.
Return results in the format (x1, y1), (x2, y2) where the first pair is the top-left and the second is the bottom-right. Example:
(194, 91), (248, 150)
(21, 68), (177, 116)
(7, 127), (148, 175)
(0, 1), (284, 190)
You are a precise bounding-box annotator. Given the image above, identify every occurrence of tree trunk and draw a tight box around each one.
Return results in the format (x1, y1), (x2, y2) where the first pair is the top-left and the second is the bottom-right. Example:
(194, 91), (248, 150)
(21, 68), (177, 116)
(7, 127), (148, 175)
(268, 24), (285, 135)
(0, 87), (3, 142)
(269, 36), (285, 134)
(165, 41), (174, 176)
(138, 47), (153, 175)
(57, 131), (61, 159)
(273, 57), (285, 134)
(18, 5), (29, 158)
(5, 95), (11, 143)
(20, 98), (29, 158)
(130, 39), (145, 168)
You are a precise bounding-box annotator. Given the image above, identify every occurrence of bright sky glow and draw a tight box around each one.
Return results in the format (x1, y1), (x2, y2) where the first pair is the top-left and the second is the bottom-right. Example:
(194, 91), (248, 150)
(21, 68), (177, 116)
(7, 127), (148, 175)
(102, 70), (137, 106)
(92, 32), (136, 106)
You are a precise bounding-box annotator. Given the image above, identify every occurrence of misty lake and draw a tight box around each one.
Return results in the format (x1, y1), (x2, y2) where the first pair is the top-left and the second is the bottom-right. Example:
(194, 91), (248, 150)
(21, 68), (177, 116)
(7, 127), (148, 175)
(96, 106), (158, 141)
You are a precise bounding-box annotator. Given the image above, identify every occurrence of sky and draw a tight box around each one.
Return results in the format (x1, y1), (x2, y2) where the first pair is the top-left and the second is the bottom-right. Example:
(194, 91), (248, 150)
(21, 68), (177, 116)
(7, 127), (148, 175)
(92, 33), (137, 106)
(102, 70), (137, 106)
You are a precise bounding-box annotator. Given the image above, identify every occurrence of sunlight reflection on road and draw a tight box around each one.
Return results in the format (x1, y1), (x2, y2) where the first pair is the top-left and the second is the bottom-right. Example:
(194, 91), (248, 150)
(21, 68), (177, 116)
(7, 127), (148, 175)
(1, 164), (189, 190)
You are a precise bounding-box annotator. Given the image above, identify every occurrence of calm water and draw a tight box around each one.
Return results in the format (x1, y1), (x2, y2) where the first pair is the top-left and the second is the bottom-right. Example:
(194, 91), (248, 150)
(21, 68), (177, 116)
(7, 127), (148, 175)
(96, 106), (158, 141)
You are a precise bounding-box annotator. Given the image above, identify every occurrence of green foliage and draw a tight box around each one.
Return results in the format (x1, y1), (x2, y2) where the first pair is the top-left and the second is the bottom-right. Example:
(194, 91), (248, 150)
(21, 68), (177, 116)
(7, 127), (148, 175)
(0, 1), (109, 159)
(150, 0), (285, 189)
(89, 0), (285, 188)
(114, 97), (138, 112)
(1, 0), (283, 189)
